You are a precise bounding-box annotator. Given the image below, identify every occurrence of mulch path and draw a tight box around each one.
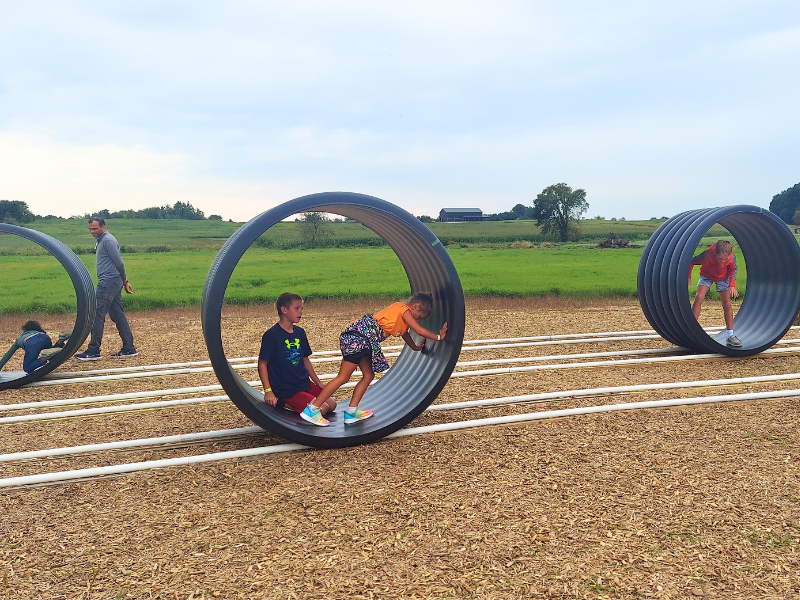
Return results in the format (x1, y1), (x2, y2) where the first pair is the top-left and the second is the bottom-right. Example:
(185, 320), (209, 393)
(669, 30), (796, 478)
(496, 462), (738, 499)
(1, 298), (799, 599)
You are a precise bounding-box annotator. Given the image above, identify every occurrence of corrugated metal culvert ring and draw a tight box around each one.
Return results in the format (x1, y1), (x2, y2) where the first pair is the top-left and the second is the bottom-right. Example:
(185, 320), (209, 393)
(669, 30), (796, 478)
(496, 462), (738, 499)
(0, 224), (96, 390)
(638, 205), (800, 357)
(201, 192), (465, 448)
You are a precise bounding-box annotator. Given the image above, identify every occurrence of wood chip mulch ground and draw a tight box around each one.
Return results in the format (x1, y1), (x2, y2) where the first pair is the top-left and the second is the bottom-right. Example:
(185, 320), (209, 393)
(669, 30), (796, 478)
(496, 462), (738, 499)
(1, 298), (799, 599)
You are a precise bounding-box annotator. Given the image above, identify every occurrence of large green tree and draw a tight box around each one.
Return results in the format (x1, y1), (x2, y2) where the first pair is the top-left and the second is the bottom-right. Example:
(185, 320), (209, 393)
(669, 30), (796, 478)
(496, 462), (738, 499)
(0, 200), (36, 224)
(768, 182), (800, 224)
(531, 183), (588, 242)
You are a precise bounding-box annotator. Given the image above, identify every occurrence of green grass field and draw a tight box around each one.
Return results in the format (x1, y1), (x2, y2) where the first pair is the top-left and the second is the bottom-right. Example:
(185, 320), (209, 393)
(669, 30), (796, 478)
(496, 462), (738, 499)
(0, 215), (748, 257)
(0, 217), (699, 255)
(0, 245), (749, 315)
(0, 215), (769, 314)
(0, 219), (242, 255)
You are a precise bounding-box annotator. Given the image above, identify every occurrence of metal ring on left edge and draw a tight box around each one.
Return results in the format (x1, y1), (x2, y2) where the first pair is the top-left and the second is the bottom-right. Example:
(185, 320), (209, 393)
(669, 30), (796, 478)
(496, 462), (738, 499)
(0, 224), (96, 390)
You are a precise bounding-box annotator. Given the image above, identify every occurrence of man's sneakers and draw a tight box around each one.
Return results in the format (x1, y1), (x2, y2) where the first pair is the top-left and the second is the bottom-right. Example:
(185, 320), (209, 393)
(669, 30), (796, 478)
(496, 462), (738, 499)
(301, 404), (330, 427)
(726, 335), (742, 348)
(344, 407), (374, 425)
(75, 350), (102, 361)
(76, 348), (138, 360)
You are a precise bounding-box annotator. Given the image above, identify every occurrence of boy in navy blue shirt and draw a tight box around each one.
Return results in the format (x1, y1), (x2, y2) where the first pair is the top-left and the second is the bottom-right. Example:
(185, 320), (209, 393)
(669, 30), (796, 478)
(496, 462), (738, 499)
(257, 293), (336, 416)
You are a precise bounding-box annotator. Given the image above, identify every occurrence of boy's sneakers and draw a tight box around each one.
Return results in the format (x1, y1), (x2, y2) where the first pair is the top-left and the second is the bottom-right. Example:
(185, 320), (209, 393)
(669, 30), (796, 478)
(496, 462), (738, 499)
(300, 404), (330, 427)
(39, 348), (62, 359)
(726, 335), (742, 348)
(57, 331), (72, 341)
(111, 349), (139, 359)
(75, 350), (102, 361)
(344, 407), (374, 425)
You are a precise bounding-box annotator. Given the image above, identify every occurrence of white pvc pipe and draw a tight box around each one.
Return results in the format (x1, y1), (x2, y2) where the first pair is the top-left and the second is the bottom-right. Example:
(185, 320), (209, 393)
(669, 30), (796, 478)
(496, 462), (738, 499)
(0, 395), (230, 425)
(429, 371), (800, 411)
(34, 332), (682, 381)
(8, 370), (800, 464)
(37, 326), (799, 380)
(455, 346), (683, 368)
(0, 442), (309, 488)
(0, 426), (263, 462)
(7, 345), (800, 423)
(3, 385), (799, 489)
(36, 335), (661, 383)
(28, 334), (800, 388)
(448, 345), (800, 379)
(2, 346), (684, 414)
(43, 331), (662, 378)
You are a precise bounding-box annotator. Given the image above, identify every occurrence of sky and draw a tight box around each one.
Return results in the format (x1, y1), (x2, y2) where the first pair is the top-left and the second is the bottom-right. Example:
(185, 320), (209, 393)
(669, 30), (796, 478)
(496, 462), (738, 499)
(1, 1), (798, 222)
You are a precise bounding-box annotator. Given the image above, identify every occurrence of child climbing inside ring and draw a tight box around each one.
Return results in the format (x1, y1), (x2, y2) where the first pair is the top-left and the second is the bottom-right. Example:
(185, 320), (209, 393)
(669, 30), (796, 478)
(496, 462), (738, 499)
(688, 239), (741, 347)
(0, 321), (70, 374)
(301, 292), (448, 426)
(257, 293), (336, 417)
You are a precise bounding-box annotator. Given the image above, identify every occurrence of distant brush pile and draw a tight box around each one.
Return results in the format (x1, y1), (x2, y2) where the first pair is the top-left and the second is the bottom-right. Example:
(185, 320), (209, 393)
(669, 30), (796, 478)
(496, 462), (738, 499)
(597, 233), (641, 249)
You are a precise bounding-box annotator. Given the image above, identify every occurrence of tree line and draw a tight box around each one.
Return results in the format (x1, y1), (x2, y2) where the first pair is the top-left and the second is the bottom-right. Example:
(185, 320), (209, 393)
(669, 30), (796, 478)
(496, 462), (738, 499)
(0, 200), (224, 224)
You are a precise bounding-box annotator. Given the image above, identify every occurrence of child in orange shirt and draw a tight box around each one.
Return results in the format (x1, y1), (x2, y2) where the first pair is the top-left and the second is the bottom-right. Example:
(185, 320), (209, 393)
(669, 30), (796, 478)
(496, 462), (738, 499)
(301, 292), (447, 426)
(688, 240), (740, 347)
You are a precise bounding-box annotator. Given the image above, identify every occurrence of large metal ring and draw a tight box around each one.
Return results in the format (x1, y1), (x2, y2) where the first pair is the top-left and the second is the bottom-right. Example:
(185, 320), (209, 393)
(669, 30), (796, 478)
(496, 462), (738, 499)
(202, 192), (465, 448)
(0, 224), (96, 389)
(638, 205), (800, 356)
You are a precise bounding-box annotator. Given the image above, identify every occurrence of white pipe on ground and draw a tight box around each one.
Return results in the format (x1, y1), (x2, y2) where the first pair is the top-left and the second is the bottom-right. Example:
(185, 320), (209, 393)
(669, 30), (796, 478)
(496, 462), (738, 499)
(3, 385), (799, 488)
(2, 346), (684, 413)
(6, 345), (800, 422)
(43, 330), (668, 378)
(37, 335), (664, 383)
(0, 384), (226, 412)
(38, 326), (798, 380)
(429, 371), (800, 411)
(0, 395), (230, 424)
(0, 426), (263, 461)
(27, 335), (800, 388)
(449, 345), (800, 379)
(7, 370), (800, 463)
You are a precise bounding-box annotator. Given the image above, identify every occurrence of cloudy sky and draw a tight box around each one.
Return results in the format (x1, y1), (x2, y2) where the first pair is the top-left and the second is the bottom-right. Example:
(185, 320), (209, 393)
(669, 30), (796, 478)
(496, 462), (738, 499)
(1, 1), (798, 222)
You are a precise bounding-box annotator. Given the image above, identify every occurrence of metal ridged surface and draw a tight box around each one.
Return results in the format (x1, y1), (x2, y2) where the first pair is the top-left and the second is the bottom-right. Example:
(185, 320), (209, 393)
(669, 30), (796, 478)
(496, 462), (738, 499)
(638, 205), (800, 356)
(0, 224), (96, 390)
(201, 192), (465, 448)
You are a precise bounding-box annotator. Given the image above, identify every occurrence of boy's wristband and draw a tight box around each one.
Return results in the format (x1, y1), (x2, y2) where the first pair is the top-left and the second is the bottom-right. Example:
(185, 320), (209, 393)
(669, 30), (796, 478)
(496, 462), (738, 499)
(265, 387), (272, 393)
(437, 334), (440, 341)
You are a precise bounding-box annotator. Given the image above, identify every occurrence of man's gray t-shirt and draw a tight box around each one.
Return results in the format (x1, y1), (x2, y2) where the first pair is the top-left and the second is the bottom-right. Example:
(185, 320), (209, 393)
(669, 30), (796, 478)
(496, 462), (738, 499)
(95, 232), (127, 282)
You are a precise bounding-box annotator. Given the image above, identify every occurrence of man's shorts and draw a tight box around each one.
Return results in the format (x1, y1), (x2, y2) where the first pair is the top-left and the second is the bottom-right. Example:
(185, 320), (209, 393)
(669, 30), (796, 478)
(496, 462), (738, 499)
(698, 275), (731, 292)
(280, 382), (323, 414)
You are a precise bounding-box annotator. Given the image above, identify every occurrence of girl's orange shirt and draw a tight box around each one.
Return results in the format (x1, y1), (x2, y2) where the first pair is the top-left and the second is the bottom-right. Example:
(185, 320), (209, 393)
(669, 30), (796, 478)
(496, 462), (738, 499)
(372, 302), (411, 337)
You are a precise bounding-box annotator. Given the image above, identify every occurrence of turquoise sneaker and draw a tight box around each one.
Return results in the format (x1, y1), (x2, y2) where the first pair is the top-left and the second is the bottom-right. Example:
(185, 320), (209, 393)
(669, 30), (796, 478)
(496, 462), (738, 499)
(300, 404), (329, 427)
(344, 407), (373, 425)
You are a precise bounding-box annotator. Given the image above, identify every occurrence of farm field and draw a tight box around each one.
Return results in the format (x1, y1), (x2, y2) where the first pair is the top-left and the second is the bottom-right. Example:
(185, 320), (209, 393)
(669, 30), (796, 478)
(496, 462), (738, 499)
(0, 217), (742, 255)
(1, 298), (798, 598)
(0, 245), (749, 314)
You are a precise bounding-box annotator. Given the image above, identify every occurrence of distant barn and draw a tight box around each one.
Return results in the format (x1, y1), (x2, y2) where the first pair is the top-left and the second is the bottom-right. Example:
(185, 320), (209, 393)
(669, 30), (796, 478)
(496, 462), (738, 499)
(438, 208), (484, 222)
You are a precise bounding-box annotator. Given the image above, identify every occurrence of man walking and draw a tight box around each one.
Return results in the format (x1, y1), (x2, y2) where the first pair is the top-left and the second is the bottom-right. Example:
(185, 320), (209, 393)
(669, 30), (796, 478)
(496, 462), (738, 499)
(76, 217), (138, 360)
